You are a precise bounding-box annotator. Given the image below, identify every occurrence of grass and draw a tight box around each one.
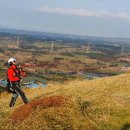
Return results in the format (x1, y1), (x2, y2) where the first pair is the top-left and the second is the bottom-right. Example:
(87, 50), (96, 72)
(0, 73), (130, 129)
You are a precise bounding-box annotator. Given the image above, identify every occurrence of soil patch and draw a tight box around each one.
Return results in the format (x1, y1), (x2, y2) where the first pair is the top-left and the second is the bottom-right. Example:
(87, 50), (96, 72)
(10, 95), (66, 122)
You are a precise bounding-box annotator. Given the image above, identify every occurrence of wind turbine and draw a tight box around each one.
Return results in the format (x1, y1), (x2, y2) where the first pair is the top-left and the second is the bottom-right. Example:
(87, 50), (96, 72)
(50, 41), (54, 53)
(17, 36), (20, 47)
(87, 44), (90, 53)
(121, 46), (124, 56)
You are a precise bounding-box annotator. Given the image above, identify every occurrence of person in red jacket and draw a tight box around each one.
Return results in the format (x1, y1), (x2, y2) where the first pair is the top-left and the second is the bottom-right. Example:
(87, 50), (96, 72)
(7, 57), (29, 107)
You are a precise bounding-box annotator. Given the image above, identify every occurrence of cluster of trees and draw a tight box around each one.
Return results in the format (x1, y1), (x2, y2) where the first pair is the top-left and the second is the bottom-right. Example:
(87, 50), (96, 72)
(60, 52), (75, 57)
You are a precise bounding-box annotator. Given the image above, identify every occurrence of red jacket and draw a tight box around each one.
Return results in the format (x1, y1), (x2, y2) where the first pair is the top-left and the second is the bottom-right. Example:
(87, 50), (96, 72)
(7, 65), (20, 82)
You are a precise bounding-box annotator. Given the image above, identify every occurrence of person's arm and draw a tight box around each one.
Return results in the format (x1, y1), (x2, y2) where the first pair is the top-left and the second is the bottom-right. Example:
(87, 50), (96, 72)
(8, 69), (20, 81)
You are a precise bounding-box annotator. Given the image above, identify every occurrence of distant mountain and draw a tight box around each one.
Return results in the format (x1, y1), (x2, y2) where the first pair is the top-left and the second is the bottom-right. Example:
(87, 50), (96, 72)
(0, 28), (130, 45)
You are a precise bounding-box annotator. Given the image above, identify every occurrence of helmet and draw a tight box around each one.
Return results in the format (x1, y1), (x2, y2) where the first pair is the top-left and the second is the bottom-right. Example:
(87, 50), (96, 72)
(8, 57), (16, 65)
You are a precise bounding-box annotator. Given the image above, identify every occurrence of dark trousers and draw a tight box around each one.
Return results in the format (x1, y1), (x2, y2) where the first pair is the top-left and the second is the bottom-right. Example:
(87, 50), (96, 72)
(7, 81), (29, 107)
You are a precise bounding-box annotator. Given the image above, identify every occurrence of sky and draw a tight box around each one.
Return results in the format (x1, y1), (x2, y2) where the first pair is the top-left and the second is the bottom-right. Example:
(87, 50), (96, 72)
(0, 0), (130, 38)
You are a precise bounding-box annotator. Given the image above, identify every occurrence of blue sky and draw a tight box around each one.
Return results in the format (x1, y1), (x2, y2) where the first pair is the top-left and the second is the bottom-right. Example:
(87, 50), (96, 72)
(0, 0), (130, 38)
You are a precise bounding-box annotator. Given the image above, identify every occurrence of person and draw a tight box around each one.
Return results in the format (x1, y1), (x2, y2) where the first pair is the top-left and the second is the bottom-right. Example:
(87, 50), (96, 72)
(7, 57), (29, 107)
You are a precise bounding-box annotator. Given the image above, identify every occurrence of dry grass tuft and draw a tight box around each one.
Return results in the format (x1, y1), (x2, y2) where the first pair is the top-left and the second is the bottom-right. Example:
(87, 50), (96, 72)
(10, 103), (32, 123)
(10, 95), (66, 122)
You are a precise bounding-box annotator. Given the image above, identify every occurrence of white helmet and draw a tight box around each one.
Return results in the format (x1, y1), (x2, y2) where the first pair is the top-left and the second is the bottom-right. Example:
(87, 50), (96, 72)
(8, 57), (16, 65)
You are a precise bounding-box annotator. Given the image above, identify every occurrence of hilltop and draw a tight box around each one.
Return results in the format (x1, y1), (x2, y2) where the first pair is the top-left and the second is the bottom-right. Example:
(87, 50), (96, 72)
(0, 74), (130, 130)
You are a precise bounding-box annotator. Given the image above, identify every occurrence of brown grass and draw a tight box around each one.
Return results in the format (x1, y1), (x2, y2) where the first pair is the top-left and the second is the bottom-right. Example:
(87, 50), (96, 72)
(10, 96), (66, 122)
(0, 74), (130, 129)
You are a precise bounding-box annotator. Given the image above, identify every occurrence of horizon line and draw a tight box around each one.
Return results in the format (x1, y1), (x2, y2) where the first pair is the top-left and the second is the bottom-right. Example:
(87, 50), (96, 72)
(0, 27), (130, 39)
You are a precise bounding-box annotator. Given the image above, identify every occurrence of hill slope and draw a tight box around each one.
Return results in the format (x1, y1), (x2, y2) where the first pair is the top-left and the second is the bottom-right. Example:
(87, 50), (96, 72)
(0, 74), (130, 130)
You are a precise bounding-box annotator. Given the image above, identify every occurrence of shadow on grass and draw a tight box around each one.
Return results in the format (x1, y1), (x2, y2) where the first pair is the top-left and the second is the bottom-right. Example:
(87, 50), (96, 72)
(120, 123), (130, 130)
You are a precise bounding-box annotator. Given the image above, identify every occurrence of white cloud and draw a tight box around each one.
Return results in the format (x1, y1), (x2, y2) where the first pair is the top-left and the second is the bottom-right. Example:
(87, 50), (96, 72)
(37, 7), (130, 20)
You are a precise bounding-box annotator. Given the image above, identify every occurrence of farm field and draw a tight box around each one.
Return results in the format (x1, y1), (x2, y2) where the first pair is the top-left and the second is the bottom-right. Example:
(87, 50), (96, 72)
(0, 31), (130, 81)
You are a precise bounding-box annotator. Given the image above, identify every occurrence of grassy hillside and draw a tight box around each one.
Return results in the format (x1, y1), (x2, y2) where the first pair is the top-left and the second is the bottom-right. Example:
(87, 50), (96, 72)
(1, 74), (130, 130)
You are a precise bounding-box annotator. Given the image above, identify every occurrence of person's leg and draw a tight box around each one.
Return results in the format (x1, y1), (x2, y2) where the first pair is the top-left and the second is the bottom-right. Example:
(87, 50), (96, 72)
(9, 92), (18, 107)
(13, 83), (29, 104)
(7, 81), (17, 107)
